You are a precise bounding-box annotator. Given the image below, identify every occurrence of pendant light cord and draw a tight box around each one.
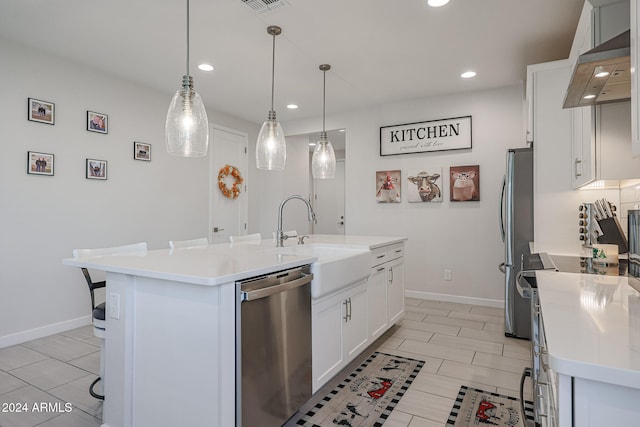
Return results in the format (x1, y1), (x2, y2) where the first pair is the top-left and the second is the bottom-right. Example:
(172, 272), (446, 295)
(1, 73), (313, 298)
(322, 69), (326, 133)
(186, 0), (190, 76)
(270, 33), (276, 112)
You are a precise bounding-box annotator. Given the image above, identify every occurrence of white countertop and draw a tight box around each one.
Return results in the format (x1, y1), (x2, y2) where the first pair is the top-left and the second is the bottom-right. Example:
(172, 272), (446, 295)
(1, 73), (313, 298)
(536, 270), (640, 389)
(63, 234), (406, 286)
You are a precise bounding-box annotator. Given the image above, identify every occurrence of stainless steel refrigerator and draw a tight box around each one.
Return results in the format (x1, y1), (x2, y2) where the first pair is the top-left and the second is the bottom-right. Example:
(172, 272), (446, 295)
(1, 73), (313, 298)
(499, 147), (533, 339)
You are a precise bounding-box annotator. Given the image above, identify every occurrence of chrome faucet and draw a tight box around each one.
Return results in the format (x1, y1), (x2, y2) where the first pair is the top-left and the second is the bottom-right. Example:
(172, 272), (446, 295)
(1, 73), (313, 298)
(276, 195), (316, 247)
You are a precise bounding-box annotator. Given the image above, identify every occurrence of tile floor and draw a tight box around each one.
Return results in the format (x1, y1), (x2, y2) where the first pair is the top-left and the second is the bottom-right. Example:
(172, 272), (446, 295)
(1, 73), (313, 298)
(0, 298), (532, 427)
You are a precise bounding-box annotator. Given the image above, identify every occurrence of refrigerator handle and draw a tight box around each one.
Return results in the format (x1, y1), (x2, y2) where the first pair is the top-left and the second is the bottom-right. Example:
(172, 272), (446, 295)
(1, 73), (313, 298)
(499, 175), (506, 242)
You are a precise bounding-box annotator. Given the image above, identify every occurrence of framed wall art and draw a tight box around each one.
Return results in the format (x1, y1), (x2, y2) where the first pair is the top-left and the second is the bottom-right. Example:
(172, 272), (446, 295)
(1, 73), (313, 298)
(375, 170), (401, 203)
(87, 111), (108, 134)
(27, 151), (54, 176)
(407, 168), (443, 202)
(450, 165), (480, 201)
(27, 98), (55, 125)
(134, 142), (151, 161)
(380, 115), (472, 156)
(86, 159), (108, 180)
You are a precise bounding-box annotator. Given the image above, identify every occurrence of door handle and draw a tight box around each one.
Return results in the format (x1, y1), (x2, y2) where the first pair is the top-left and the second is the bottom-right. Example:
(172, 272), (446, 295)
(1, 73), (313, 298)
(499, 175), (506, 242)
(498, 262), (506, 273)
(520, 367), (534, 427)
(575, 158), (582, 178)
(213, 227), (225, 233)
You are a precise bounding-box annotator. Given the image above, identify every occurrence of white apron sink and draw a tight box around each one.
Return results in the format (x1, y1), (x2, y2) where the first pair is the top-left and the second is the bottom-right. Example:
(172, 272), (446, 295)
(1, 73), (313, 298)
(278, 244), (371, 299)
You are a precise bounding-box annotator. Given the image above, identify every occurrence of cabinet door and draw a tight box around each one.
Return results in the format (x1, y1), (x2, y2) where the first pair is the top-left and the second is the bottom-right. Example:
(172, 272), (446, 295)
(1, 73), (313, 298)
(388, 259), (405, 325)
(312, 297), (344, 392)
(368, 265), (388, 341)
(344, 285), (369, 361)
(571, 106), (596, 188)
(571, 21), (595, 189)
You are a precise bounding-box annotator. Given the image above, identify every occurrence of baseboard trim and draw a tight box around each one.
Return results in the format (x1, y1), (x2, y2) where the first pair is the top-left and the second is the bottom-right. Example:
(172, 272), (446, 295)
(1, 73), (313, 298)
(0, 316), (92, 349)
(405, 290), (504, 308)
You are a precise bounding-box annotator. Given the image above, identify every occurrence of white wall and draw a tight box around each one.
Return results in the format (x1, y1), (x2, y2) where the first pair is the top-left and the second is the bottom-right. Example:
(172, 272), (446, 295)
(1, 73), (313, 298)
(283, 85), (526, 305)
(0, 38), (258, 347)
(249, 134), (312, 240)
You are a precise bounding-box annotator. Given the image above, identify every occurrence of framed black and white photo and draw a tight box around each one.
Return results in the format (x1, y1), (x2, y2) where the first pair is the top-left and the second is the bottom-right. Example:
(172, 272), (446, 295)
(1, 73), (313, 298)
(87, 111), (108, 134)
(86, 158), (108, 180)
(27, 151), (54, 176)
(28, 98), (55, 125)
(134, 142), (151, 161)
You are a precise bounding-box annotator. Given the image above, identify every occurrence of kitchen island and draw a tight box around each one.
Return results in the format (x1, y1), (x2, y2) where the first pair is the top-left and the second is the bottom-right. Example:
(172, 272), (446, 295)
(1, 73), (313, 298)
(535, 270), (640, 426)
(63, 234), (406, 427)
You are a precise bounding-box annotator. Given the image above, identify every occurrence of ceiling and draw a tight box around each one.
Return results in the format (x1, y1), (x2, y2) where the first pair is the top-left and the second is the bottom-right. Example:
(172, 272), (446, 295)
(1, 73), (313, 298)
(0, 0), (584, 128)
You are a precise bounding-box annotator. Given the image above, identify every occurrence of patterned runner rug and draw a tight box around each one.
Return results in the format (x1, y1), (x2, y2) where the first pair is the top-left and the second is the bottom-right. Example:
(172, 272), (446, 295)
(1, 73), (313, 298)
(447, 386), (534, 426)
(292, 352), (424, 427)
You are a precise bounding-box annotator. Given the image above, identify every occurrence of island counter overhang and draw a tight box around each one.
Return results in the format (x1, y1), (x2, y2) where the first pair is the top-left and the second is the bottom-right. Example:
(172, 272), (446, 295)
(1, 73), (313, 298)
(63, 234), (407, 427)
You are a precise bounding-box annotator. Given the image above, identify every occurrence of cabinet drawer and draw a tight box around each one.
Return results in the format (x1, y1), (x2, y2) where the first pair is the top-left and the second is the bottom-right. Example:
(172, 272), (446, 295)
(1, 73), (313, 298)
(386, 243), (404, 261)
(370, 247), (389, 267)
(370, 243), (404, 267)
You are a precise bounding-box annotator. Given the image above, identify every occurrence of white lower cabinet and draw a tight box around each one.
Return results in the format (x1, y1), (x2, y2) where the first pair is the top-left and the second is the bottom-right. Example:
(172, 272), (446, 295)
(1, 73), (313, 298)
(312, 280), (368, 393)
(367, 265), (388, 341)
(387, 258), (405, 325)
(344, 284), (369, 360)
(312, 241), (406, 392)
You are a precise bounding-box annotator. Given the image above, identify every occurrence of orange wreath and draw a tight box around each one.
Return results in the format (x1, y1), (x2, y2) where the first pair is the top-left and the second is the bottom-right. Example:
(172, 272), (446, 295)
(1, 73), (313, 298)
(218, 164), (244, 199)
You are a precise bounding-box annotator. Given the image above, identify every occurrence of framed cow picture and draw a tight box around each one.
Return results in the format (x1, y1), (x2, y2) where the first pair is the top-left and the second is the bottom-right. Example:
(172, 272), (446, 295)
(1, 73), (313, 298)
(375, 170), (401, 203)
(450, 165), (480, 202)
(407, 168), (443, 203)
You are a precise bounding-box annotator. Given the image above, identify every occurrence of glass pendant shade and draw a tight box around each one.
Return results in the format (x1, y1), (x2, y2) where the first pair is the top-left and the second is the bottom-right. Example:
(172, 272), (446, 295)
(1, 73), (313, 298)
(256, 26), (286, 170)
(311, 137), (336, 179)
(312, 64), (336, 179)
(165, 76), (209, 157)
(256, 111), (286, 170)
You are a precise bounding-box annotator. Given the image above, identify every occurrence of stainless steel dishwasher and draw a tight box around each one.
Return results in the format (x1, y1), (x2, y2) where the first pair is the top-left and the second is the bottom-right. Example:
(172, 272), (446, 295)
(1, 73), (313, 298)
(236, 266), (313, 427)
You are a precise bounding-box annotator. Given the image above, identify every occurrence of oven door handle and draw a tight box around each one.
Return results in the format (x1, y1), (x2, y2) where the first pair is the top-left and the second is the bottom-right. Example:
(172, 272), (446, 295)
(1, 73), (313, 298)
(520, 367), (533, 427)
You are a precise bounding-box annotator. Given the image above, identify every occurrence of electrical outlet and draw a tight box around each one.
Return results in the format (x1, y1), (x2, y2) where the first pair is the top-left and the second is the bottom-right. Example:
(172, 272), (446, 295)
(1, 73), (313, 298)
(444, 269), (452, 281)
(109, 293), (120, 320)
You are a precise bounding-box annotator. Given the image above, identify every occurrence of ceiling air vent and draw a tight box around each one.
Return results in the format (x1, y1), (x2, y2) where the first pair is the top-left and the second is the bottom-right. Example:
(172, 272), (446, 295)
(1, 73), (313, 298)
(241, 0), (288, 14)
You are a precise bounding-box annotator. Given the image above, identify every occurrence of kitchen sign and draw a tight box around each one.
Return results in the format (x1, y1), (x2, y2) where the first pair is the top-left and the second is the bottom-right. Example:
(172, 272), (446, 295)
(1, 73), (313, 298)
(380, 115), (472, 156)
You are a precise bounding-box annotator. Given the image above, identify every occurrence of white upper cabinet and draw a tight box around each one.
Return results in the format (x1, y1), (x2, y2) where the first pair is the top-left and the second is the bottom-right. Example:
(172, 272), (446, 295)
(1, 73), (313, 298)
(570, 4), (596, 188)
(565, 0), (640, 186)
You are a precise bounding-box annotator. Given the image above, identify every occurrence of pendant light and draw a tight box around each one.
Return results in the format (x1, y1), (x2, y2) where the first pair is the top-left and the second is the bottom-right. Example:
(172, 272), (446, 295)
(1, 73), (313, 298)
(256, 26), (286, 170)
(311, 64), (336, 179)
(165, 0), (209, 157)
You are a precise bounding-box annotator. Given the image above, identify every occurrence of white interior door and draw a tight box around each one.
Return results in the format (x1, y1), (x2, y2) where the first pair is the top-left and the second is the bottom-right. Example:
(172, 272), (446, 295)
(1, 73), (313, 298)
(209, 126), (248, 244)
(313, 160), (345, 234)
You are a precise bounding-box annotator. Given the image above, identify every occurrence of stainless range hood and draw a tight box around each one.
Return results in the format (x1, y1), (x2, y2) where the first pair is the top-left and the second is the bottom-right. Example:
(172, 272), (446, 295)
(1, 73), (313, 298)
(563, 30), (630, 109)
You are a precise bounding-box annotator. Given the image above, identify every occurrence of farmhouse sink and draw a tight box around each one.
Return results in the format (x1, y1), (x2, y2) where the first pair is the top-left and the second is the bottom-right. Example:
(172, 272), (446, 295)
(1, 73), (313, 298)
(278, 243), (371, 299)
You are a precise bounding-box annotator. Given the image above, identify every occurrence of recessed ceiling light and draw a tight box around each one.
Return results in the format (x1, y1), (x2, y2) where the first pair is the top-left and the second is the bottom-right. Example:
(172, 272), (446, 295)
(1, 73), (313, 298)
(286, 104), (299, 109)
(339, 129), (346, 132)
(427, 0), (450, 7)
(594, 71), (610, 78)
(584, 94), (596, 99)
(309, 142), (316, 146)
(198, 64), (214, 71)
(461, 71), (477, 79)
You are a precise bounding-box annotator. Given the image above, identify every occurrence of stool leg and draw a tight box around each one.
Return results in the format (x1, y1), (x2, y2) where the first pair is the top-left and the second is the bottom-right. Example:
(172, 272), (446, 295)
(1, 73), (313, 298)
(90, 332), (105, 400)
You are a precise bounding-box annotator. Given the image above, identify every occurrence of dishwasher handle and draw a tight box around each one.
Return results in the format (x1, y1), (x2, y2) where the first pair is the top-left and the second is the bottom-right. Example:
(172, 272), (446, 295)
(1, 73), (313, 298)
(241, 272), (312, 301)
